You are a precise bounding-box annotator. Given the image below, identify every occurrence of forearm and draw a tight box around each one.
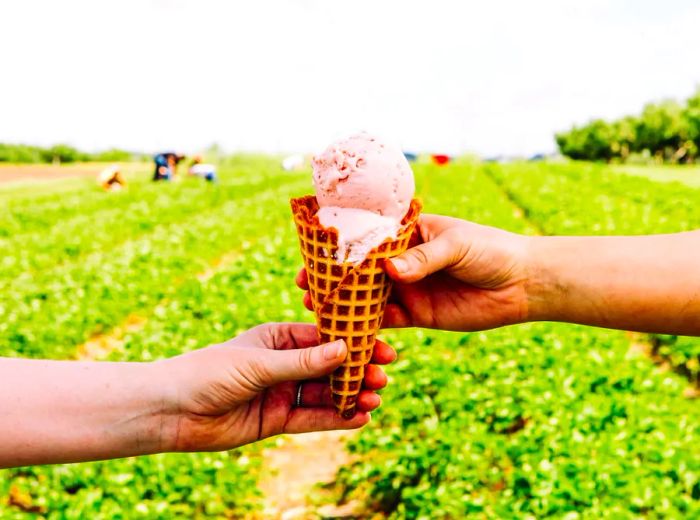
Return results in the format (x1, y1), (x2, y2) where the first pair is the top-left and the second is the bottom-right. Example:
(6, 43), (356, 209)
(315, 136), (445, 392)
(526, 231), (700, 335)
(0, 358), (175, 468)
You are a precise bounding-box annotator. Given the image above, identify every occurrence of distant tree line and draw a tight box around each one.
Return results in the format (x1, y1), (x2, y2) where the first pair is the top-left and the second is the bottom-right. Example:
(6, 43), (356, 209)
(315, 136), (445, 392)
(0, 143), (139, 164)
(556, 89), (700, 163)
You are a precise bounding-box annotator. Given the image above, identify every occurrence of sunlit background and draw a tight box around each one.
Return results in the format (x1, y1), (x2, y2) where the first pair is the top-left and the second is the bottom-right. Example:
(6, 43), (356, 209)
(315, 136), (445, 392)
(1, 0), (699, 156)
(2, 2), (700, 518)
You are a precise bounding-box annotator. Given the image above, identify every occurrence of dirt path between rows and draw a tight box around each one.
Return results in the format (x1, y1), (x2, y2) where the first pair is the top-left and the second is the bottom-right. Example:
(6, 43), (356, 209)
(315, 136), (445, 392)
(59, 171), (357, 517)
(258, 431), (363, 519)
(74, 249), (247, 361)
(0, 164), (101, 184)
(74, 242), (362, 517)
(626, 332), (700, 399)
(0, 162), (148, 186)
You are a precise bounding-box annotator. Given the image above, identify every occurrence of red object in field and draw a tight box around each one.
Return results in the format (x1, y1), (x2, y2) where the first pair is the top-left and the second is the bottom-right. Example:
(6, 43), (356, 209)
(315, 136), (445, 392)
(431, 154), (450, 165)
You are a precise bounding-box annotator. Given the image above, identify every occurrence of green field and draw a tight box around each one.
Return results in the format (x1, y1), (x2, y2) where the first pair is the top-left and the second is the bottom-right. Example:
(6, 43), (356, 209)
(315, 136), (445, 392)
(1, 158), (700, 518)
(611, 163), (700, 188)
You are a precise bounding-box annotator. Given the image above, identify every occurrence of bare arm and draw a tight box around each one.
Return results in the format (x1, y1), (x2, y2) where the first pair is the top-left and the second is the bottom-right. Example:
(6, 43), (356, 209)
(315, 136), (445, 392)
(0, 358), (167, 468)
(527, 231), (700, 335)
(0, 323), (395, 469)
(303, 215), (700, 336)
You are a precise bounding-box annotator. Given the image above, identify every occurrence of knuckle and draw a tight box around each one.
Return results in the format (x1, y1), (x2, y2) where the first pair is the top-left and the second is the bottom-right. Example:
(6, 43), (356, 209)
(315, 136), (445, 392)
(251, 323), (272, 339)
(238, 354), (268, 391)
(265, 322), (286, 349)
(444, 229), (470, 263)
(298, 347), (316, 374)
(409, 246), (431, 269)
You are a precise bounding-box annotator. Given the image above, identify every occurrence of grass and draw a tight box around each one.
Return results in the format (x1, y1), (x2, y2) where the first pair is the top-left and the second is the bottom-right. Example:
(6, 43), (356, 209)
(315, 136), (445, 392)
(610, 163), (700, 188)
(1, 157), (699, 518)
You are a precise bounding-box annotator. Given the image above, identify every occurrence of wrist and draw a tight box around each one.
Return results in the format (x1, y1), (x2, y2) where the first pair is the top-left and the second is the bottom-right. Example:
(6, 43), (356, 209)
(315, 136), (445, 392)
(144, 359), (183, 454)
(523, 236), (563, 323)
(503, 232), (532, 326)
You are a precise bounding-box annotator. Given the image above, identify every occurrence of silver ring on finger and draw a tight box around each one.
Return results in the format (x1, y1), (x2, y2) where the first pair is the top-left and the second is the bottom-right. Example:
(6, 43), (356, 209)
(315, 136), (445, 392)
(295, 383), (304, 408)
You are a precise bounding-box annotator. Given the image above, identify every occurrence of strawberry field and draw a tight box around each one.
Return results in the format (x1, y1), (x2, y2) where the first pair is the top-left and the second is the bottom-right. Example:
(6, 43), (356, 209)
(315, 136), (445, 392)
(1, 158), (700, 518)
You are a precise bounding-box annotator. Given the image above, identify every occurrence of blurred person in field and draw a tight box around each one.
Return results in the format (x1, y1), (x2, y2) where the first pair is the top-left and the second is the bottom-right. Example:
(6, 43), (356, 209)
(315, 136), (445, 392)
(282, 153), (305, 172)
(153, 151), (185, 182)
(98, 164), (126, 191)
(188, 155), (217, 182)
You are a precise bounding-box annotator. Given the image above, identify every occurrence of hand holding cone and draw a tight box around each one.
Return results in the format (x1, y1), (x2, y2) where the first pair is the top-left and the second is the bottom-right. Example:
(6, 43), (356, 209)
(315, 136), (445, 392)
(291, 195), (422, 418)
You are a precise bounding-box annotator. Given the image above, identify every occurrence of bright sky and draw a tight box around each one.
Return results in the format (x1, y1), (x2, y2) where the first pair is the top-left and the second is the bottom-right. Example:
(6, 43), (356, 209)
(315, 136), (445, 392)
(1, 0), (698, 156)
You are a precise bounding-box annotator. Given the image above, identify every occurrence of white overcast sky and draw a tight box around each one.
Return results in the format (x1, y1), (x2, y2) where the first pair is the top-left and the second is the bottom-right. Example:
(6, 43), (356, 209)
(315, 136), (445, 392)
(0, 0), (698, 156)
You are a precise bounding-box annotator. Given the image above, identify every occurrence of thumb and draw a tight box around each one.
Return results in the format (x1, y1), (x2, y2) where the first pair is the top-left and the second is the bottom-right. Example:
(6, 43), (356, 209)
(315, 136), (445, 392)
(387, 234), (459, 283)
(253, 340), (347, 387)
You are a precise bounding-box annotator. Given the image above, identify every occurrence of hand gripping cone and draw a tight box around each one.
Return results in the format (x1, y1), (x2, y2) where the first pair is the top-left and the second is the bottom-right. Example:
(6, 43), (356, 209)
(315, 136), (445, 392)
(291, 195), (421, 418)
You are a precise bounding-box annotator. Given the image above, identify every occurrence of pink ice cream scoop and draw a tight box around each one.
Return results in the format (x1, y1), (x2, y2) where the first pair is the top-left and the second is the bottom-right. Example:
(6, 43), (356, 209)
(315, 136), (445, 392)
(312, 133), (415, 264)
(312, 133), (415, 219)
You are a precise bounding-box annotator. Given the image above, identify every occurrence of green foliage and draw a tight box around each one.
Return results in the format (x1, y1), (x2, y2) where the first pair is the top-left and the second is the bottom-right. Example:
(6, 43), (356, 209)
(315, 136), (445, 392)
(0, 452), (262, 518)
(557, 89), (700, 163)
(684, 91), (700, 158)
(0, 143), (137, 163)
(0, 143), (44, 163)
(91, 148), (134, 162)
(556, 119), (616, 162)
(636, 101), (687, 153)
(486, 160), (700, 386)
(340, 326), (700, 518)
(1, 158), (699, 517)
(334, 162), (700, 518)
(486, 161), (700, 235)
(0, 157), (306, 517)
(0, 165), (307, 360)
(40, 144), (89, 163)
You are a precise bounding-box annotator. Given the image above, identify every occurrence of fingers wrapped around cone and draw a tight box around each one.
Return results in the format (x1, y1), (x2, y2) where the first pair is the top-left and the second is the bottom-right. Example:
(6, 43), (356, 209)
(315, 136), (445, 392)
(291, 196), (421, 418)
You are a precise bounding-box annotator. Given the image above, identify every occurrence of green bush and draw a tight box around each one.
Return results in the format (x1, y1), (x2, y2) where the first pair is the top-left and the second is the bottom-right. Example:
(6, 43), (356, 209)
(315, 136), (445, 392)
(0, 143), (43, 163)
(557, 90), (700, 163)
(39, 144), (88, 163)
(0, 143), (138, 164)
(90, 148), (134, 162)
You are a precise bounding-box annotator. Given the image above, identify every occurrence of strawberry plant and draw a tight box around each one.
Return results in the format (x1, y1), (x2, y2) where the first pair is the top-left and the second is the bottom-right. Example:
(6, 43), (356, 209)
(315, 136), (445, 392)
(1, 158), (699, 518)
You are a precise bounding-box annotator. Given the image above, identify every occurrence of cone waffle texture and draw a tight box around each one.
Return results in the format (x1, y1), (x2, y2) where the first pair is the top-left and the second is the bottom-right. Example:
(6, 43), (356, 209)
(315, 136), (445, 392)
(290, 195), (422, 418)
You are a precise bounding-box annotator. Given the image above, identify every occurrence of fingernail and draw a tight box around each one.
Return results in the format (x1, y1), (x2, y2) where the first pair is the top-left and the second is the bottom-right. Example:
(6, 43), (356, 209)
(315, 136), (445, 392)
(392, 258), (408, 273)
(324, 340), (345, 360)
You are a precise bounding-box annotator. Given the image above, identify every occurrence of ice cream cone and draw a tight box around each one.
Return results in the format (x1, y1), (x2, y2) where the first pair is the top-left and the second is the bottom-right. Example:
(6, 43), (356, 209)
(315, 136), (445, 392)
(291, 195), (422, 418)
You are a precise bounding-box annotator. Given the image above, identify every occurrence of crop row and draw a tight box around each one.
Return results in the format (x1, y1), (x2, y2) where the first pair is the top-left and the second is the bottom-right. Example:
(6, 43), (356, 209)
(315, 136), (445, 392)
(485, 161), (700, 384)
(333, 162), (700, 518)
(4, 159), (699, 518)
(0, 175), (101, 208)
(485, 161), (700, 235)
(1, 168), (307, 359)
(0, 174), (151, 237)
(342, 324), (700, 518)
(0, 175), (300, 286)
(0, 170), (316, 517)
(1, 159), (293, 237)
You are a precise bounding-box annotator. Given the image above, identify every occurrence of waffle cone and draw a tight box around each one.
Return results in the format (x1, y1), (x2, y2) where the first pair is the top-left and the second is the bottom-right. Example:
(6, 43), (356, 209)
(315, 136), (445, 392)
(290, 195), (422, 418)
